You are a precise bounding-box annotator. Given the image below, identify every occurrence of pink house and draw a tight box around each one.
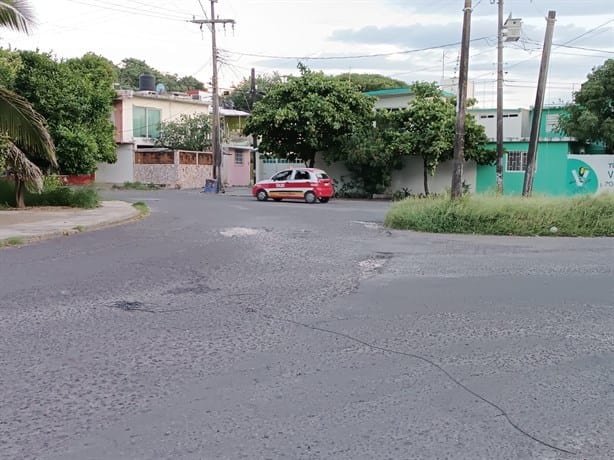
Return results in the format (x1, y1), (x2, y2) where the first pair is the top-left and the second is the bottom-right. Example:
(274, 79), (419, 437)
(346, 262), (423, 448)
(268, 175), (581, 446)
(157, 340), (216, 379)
(222, 145), (253, 186)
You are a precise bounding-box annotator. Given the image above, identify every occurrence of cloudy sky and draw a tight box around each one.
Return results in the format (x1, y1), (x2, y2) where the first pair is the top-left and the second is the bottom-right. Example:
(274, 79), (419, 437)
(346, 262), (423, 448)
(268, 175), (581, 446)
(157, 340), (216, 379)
(2, 0), (613, 108)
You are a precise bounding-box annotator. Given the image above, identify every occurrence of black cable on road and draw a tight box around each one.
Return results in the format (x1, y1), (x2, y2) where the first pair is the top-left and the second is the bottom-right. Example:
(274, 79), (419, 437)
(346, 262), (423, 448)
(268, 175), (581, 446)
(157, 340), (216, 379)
(260, 312), (577, 456)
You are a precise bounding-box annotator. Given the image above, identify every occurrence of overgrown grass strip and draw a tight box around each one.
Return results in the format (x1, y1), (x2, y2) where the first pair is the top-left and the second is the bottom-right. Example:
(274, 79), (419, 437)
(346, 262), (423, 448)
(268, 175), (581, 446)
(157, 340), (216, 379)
(385, 193), (614, 237)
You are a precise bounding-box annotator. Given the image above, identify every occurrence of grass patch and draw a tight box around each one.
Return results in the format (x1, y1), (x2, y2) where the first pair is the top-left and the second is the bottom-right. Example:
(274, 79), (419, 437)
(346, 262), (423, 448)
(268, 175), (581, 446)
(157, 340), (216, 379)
(0, 179), (100, 209)
(72, 225), (86, 233)
(132, 201), (149, 216)
(385, 193), (614, 237)
(113, 181), (160, 190)
(0, 237), (24, 247)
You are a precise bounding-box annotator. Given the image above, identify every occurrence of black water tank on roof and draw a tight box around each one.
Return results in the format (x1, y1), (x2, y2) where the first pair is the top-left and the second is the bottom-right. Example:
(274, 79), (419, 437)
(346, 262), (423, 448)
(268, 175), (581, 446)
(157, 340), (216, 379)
(138, 73), (155, 91)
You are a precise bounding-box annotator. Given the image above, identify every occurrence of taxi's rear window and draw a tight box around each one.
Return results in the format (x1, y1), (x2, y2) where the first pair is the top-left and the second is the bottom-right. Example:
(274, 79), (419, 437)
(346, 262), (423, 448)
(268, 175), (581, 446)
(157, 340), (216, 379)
(316, 173), (329, 179)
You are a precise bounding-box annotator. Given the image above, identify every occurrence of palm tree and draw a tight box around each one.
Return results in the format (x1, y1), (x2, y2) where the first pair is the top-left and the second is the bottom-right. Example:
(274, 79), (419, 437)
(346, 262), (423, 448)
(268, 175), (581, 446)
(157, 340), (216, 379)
(0, 0), (56, 207)
(0, 0), (33, 32)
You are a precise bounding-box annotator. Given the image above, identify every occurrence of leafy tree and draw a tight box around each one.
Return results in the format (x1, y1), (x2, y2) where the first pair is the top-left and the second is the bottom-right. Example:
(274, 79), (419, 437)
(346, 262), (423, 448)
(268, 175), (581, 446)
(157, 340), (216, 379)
(244, 64), (374, 167)
(11, 50), (116, 174)
(156, 113), (211, 151)
(387, 82), (492, 195)
(559, 59), (614, 154)
(116, 57), (205, 92)
(335, 73), (409, 92)
(226, 72), (283, 112)
(329, 111), (404, 196)
(0, 1), (56, 208)
(175, 75), (205, 92)
(0, 47), (21, 87)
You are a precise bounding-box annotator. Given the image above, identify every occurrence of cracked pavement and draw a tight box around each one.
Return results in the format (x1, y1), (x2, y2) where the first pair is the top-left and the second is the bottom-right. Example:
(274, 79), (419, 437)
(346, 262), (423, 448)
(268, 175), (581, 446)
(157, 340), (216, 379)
(1, 190), (613, 459)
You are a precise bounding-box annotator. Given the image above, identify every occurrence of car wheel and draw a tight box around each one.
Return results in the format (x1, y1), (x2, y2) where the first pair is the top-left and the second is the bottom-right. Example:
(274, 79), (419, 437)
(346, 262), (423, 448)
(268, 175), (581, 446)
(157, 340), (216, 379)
(256, 189), (268, 201)
(273, 198), (282, 202)
(304, 191), (316, 204)
(318, 197), (329, 203)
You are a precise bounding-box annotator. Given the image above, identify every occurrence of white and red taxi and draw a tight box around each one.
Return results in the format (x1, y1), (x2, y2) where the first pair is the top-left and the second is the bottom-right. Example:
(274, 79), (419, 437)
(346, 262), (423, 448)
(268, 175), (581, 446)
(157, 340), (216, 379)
(252, 168), (334, 203)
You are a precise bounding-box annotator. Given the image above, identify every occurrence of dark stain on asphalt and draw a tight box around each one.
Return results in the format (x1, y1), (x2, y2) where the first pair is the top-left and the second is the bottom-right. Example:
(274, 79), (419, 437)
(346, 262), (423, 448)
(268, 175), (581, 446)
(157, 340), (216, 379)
(107, 300), (155, 313)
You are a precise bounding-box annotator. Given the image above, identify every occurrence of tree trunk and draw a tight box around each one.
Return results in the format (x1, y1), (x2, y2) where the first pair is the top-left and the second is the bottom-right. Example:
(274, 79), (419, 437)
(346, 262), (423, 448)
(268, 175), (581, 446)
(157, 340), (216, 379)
(15, 177), (25, 209)
(423, 158), (430, 196)
(307, 154), (315, 168)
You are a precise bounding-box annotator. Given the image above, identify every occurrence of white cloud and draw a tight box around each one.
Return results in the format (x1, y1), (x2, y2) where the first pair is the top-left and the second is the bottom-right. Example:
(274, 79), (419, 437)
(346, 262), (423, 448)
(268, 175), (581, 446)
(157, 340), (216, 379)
(1, 0), (611, 108)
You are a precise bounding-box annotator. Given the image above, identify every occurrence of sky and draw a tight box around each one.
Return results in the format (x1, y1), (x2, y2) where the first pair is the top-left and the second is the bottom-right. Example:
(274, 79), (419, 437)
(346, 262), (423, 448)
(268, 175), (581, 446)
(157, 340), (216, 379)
(2, 0), (613, 109)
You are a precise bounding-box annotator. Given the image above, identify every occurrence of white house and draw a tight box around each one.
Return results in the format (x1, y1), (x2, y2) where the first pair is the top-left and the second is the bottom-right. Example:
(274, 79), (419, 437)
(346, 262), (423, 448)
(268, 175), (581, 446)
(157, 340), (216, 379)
(468, 108), (530, 140)
(96, 90), (212, 184)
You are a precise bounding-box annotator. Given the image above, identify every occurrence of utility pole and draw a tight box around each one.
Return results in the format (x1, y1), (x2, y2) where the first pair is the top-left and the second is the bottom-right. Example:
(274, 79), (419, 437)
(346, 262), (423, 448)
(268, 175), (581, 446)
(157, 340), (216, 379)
(249, 67), (258, 185)
(522, 10), (556, 197)
(451, 0), (473, 200)
(495, 0), (504, 194)
(191, 1), (235, 193)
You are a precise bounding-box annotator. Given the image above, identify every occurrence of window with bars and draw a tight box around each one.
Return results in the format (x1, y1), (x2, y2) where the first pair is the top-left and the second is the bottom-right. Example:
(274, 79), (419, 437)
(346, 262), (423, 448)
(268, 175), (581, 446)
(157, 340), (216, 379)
(234, 151), (244, 165)
(506, 151), (528, 172)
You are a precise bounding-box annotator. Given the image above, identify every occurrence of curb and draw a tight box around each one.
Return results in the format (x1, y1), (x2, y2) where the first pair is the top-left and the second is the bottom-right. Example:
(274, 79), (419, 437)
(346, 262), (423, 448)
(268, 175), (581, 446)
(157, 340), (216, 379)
(0, 202), (147, 248)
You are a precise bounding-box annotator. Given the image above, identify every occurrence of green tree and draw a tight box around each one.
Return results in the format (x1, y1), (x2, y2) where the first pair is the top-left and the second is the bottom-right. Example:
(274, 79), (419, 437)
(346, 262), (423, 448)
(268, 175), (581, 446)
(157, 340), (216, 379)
(559, 59), (614, 154)
(0, 47), (21, 87)
(387, 82), (492, 195)
(12, 50), (116, 174)
(116, 57), (205, 92)
(0, 1), (56, 208)
(226, 72), (284, 112)
(244, 64), (374, 167)
(156, 113), (211, 151)
(335, 73), (409, 92)
(329, 111), (404, 197)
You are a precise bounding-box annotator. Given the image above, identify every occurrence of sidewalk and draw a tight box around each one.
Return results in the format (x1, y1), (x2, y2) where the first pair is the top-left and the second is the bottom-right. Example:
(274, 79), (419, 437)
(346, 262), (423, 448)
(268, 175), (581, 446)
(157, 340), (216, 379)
(0, 201), (141, 242)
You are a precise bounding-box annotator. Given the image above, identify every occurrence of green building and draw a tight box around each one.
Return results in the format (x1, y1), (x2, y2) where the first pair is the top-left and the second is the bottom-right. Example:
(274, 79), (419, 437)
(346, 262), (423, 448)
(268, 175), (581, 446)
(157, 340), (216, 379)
(475, 107), (610, 196)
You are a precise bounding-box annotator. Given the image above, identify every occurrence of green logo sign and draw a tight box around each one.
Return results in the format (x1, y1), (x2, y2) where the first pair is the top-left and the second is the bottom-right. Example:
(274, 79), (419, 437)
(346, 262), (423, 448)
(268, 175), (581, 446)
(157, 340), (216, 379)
(567, 159), (598, 194)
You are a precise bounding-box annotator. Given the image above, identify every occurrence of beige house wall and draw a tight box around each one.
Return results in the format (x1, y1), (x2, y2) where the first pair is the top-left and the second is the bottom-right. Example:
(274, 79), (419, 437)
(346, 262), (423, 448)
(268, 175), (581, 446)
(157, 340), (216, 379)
(115, 91), (211, 144)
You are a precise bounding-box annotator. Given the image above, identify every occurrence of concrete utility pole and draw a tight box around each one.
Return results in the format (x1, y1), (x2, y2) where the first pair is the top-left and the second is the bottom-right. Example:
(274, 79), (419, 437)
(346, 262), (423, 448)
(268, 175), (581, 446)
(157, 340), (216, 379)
(496, 0), (504, 194)
(249, 67), (258, 185)
(522, 10), (556, 197)
(451, 0), (473, 200)
(191, 1), (235, 193)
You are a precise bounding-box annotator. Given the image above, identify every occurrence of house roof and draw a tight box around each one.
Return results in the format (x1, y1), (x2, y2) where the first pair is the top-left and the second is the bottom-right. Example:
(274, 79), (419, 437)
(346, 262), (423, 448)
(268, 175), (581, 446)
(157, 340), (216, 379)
(364, 88), (413, 97)
(218, 108), (250, 117)
(364, 87), (455, 98)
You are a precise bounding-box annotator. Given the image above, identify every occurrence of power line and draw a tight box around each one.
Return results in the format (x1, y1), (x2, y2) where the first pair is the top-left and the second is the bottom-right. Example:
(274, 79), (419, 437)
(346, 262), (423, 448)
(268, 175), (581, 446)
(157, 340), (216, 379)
(221, 36), (493, 61)
(472, 18), (614, 81)
(560, 18), (614, 46)
(64, 0), (187, 21)
(123, 0), (193, 16)
(522, 37), (614, 55)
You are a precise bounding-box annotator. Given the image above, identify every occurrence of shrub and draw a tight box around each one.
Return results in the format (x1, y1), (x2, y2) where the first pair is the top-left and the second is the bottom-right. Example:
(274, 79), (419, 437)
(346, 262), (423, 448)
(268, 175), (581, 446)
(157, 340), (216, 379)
(0, 178), (99, 208)
(112, 181), (159, 190)
(385, 193), (614, 237)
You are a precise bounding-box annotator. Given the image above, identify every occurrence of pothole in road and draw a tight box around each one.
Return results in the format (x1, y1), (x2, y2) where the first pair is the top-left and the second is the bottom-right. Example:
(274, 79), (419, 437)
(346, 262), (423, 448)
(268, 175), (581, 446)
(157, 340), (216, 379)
(358, 252), (393, 278)
(220, 227), (263, 237)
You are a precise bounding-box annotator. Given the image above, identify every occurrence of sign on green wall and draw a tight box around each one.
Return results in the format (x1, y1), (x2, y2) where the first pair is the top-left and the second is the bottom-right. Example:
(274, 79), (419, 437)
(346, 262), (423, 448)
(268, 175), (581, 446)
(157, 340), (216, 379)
(567, 155), (614, 195)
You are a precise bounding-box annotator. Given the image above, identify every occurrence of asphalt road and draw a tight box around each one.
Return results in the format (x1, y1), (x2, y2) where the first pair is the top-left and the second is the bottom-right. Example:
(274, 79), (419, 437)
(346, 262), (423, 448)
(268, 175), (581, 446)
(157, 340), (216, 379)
(1, 190), (613, 460)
